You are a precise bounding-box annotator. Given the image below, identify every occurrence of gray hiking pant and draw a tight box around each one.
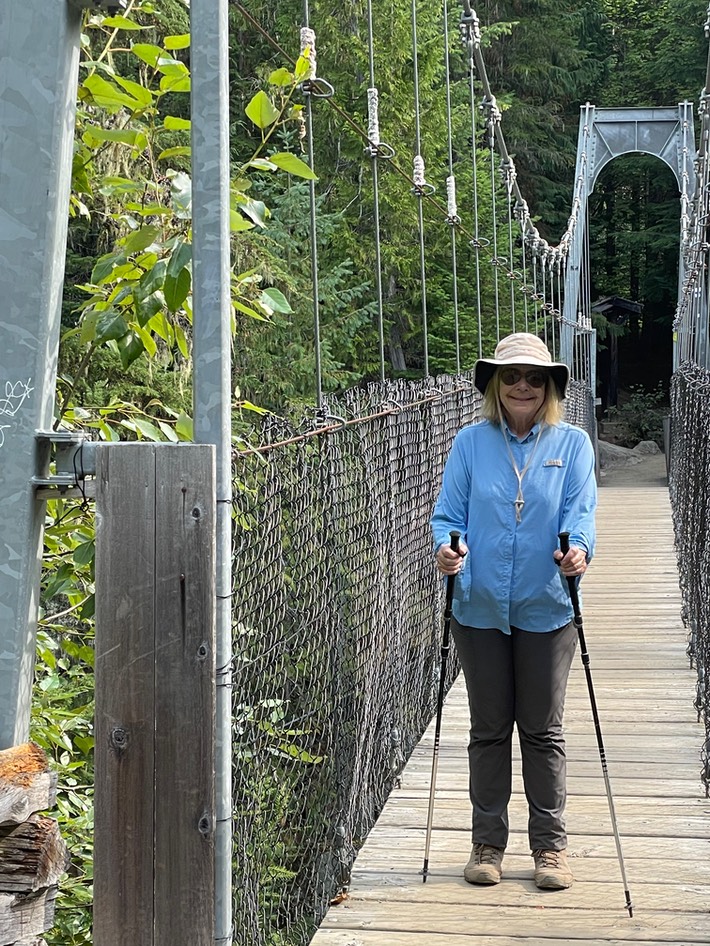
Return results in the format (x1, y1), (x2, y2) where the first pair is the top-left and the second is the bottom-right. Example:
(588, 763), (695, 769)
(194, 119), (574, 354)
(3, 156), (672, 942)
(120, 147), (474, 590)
(451, 617), (577, 852)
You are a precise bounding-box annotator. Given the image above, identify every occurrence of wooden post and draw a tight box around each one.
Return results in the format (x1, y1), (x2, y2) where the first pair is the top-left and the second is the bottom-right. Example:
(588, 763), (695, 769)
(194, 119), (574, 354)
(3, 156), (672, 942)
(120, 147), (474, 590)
(93, 444), (216, 946)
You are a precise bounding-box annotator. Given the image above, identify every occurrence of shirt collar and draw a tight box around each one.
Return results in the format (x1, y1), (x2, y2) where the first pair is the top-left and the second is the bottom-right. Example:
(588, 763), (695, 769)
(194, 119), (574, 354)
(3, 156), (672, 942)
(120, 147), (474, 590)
(503, 420), (542, 444)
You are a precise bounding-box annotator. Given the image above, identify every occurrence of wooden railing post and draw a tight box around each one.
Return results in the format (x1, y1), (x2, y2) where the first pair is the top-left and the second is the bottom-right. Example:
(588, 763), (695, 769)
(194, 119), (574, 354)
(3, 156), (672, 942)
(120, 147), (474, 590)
(93, 443), (216, 946)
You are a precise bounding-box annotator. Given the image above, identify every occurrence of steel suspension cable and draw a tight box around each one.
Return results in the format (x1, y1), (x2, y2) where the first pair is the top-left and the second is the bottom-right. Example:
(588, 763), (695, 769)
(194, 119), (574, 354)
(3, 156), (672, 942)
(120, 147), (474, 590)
(301, 1), (324, 407)
(366, 0), (388, 383)
(505, 160), (517, 331)
(487, 105), (501, 340)
(442, 0), (462, 373)
(411, 0), (431, 376)
(462, 7), (484, 358)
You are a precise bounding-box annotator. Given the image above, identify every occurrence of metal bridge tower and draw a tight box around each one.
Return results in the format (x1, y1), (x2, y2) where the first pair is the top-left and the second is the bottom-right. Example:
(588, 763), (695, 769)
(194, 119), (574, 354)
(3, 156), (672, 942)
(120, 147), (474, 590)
(560, 104), (696, 368)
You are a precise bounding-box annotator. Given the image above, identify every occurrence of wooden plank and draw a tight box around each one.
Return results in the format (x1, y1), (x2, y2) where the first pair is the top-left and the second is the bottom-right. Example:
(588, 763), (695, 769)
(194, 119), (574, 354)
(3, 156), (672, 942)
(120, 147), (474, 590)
(153, 446), (215, 946)
(94, 444), (157, 946)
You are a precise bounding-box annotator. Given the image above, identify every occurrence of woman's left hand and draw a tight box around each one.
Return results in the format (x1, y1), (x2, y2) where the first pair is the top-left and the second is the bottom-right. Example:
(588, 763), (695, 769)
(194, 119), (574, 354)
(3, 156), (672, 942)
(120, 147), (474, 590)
(553, 545), (587, 578)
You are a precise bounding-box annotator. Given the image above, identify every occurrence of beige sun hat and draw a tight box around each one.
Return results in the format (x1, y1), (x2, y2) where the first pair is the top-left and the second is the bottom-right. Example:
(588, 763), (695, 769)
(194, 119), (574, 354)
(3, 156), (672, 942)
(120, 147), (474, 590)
(473, 332), (570, 399)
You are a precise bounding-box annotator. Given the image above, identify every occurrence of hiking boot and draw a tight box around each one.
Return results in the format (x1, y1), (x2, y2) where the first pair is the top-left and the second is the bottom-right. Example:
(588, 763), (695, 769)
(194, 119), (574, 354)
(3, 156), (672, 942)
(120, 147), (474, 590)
(463, 843), (504, 885)
(532, 849), (574, 889)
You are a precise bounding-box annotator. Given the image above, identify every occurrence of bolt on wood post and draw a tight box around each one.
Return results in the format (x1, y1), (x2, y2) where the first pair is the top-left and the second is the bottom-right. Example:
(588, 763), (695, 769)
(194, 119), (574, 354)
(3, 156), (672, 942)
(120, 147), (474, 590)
(93, 444), (216, 946)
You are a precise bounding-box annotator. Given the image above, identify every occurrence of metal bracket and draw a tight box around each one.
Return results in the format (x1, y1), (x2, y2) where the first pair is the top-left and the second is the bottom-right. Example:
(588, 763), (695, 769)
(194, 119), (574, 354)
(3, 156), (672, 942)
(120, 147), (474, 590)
(33, 430), (97, 499)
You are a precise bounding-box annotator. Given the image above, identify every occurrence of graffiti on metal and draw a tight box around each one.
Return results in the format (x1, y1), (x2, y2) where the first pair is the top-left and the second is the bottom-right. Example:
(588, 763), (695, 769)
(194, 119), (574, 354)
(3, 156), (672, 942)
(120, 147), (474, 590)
(0, 379), (34, 447)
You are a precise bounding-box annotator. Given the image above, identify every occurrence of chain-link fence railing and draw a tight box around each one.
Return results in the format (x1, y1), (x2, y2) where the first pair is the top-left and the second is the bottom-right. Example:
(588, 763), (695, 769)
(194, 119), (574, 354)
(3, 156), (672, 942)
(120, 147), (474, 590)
(231, 374), (479, 946)
(669, 362), (710, 794)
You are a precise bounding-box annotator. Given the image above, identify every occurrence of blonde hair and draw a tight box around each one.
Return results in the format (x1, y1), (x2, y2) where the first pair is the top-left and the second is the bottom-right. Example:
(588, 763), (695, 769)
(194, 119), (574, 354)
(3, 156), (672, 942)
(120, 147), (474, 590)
(481, 370), (565, 426)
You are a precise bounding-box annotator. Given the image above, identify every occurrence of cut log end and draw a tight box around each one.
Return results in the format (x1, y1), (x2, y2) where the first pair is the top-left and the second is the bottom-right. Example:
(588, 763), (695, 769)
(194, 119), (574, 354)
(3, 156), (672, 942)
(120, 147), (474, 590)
(0, 745), (49, 789)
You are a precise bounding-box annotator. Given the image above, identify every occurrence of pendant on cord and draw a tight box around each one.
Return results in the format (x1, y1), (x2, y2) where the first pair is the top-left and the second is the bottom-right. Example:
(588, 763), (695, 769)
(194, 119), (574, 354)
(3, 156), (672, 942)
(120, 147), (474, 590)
(514, 498), (524, 523)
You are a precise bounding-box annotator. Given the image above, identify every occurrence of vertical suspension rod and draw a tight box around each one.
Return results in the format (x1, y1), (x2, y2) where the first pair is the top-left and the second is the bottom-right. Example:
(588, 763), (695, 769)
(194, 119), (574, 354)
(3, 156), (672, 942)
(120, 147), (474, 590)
(366, 0), (387, 383)
(303, 0), (324, 406)
(442, 0), (461, 373)
(411, 0), (430, 376)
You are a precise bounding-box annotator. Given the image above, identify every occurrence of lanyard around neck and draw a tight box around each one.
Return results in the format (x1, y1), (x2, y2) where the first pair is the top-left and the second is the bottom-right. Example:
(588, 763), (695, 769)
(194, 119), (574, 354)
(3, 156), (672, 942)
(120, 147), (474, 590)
(501, 423), (545, 523)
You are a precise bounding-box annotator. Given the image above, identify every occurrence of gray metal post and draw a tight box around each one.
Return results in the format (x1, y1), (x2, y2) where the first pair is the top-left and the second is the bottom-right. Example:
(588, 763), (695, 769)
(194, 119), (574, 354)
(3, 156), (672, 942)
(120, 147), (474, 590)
(190, 0), (233, 942)
(0, 2), (83, 749)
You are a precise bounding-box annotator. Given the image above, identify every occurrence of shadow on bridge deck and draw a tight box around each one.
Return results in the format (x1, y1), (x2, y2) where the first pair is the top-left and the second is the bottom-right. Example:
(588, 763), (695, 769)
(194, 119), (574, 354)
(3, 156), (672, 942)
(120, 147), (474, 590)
(311, 450), (710, 946)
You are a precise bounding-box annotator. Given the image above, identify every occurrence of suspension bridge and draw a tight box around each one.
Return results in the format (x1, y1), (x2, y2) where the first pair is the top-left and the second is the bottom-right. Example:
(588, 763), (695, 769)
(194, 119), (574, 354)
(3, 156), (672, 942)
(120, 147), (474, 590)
(1, 1), (710, 946)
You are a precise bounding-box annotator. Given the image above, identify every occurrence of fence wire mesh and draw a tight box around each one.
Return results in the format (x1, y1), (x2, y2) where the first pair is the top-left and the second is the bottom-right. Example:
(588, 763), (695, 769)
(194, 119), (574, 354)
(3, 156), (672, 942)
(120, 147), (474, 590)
(669, 362), (710, 795)
(230, 370), (597, 945)
(231, 374), (478, 945)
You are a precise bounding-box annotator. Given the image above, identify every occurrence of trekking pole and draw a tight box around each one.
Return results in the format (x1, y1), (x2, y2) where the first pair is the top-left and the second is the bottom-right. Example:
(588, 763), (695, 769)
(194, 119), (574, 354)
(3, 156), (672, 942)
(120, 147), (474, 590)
(558, 532), (634, 918)
(422, 530), (460, 884)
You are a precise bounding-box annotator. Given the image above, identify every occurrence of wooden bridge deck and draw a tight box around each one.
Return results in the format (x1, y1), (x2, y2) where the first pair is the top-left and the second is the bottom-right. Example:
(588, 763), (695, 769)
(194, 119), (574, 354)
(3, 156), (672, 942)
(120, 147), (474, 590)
(312, 455), (710, 945)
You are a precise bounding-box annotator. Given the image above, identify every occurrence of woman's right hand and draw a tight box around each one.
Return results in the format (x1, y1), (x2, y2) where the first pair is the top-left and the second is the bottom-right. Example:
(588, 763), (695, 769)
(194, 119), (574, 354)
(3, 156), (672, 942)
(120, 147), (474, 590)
(435, 540), (469, 576)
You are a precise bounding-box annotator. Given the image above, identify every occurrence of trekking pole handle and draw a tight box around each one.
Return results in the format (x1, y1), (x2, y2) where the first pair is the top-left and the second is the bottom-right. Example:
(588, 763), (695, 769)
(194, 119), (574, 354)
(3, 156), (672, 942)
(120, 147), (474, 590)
(444, 531), (461, 615)
(557, 531), (582, 621)
(559, 531), (570, 556)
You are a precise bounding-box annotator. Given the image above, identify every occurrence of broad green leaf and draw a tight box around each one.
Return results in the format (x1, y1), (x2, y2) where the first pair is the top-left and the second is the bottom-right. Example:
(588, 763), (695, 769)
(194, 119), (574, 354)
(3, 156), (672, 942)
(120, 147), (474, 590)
(240, 401), (270, 415)
(269, 67), (293, 87)
(176, 412), (194, 441)
(125, 201), (173, 217)
(160, 74), (191, 94)
(98, 419), (119, 442)
(230, 211), (255, 233)
(268, 152), (318, 180)
(82, 74), (144, 111)
(238, 198), (269, 228)
(147, 311), (173, 343)
(122, 225), (160, 255)
(138, 258), (168, 295)
(131, 43), (165, 67)
(117, 332), (145, 369)
(157, 145), (191, 160)
(247, 158), (277, 171)
(164, 267), (191, 313)
(174, 322), (189, 358)
(99, 176), (141, 197)
(259, 287), (292, 315)
(91, 252), (127, 285)
(245, 90), (279, 130)
(234, 299), (268, 321)
(168, 170), (192, 218)
(101, 15), (143, 29)
(132, 322), (158, 357)
(80, 310), (100, 345)
(114, 74), (154, 107)
(164, 34), (191, 50)
(294, 52), (313, 82)
(163, 115), (191, 130)
(134, 289), (164, 327)
(73, 541), (95, 567)
(167, 240), (192, 278)
(156, 57), (188, 77)
(159, 420), (179, 443)
(133, 418), (163, 441)
(82, 126), (142, 147)
(95, 309), (128, 342)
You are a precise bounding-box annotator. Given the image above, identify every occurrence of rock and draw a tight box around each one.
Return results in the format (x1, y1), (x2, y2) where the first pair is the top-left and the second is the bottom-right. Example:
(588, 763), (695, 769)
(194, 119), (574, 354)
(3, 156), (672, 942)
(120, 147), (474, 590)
(598, 440), (643, 469)
(632, 440), (662, 455)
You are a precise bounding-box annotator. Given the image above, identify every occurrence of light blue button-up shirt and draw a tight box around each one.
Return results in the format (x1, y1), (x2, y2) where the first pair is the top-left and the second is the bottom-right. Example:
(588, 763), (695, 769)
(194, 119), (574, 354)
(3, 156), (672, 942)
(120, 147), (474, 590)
(431, 419), (597, 634)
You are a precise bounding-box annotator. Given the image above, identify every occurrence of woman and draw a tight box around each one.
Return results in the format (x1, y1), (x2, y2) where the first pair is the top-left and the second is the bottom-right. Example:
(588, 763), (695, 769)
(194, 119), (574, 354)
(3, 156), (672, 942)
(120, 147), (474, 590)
(431, 332), (596, 890)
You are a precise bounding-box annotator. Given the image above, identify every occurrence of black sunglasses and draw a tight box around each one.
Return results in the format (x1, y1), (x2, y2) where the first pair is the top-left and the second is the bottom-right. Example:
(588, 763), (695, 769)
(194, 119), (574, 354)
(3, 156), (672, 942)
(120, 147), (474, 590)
(499, 367), (548, 388)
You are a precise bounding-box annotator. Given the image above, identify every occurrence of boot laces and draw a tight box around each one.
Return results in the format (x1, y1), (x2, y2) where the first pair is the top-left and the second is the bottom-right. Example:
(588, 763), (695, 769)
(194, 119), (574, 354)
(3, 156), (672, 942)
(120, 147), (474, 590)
(474, 843), (501, 865)
(533, 849), (561, 868)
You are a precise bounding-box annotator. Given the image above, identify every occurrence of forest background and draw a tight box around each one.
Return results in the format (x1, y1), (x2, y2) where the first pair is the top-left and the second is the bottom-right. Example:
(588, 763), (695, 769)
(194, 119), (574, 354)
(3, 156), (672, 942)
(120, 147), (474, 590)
(34, 1), (708, 942)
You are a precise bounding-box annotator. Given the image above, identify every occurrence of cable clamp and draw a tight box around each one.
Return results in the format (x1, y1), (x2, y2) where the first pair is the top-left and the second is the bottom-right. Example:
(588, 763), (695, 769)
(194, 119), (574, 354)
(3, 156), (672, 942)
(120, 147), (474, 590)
(33, 430), (97, 499)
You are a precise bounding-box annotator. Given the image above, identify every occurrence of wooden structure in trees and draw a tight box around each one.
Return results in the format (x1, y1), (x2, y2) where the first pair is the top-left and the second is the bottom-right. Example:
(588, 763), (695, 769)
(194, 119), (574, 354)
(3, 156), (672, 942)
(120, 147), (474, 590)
(0, 743), (69, 946)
